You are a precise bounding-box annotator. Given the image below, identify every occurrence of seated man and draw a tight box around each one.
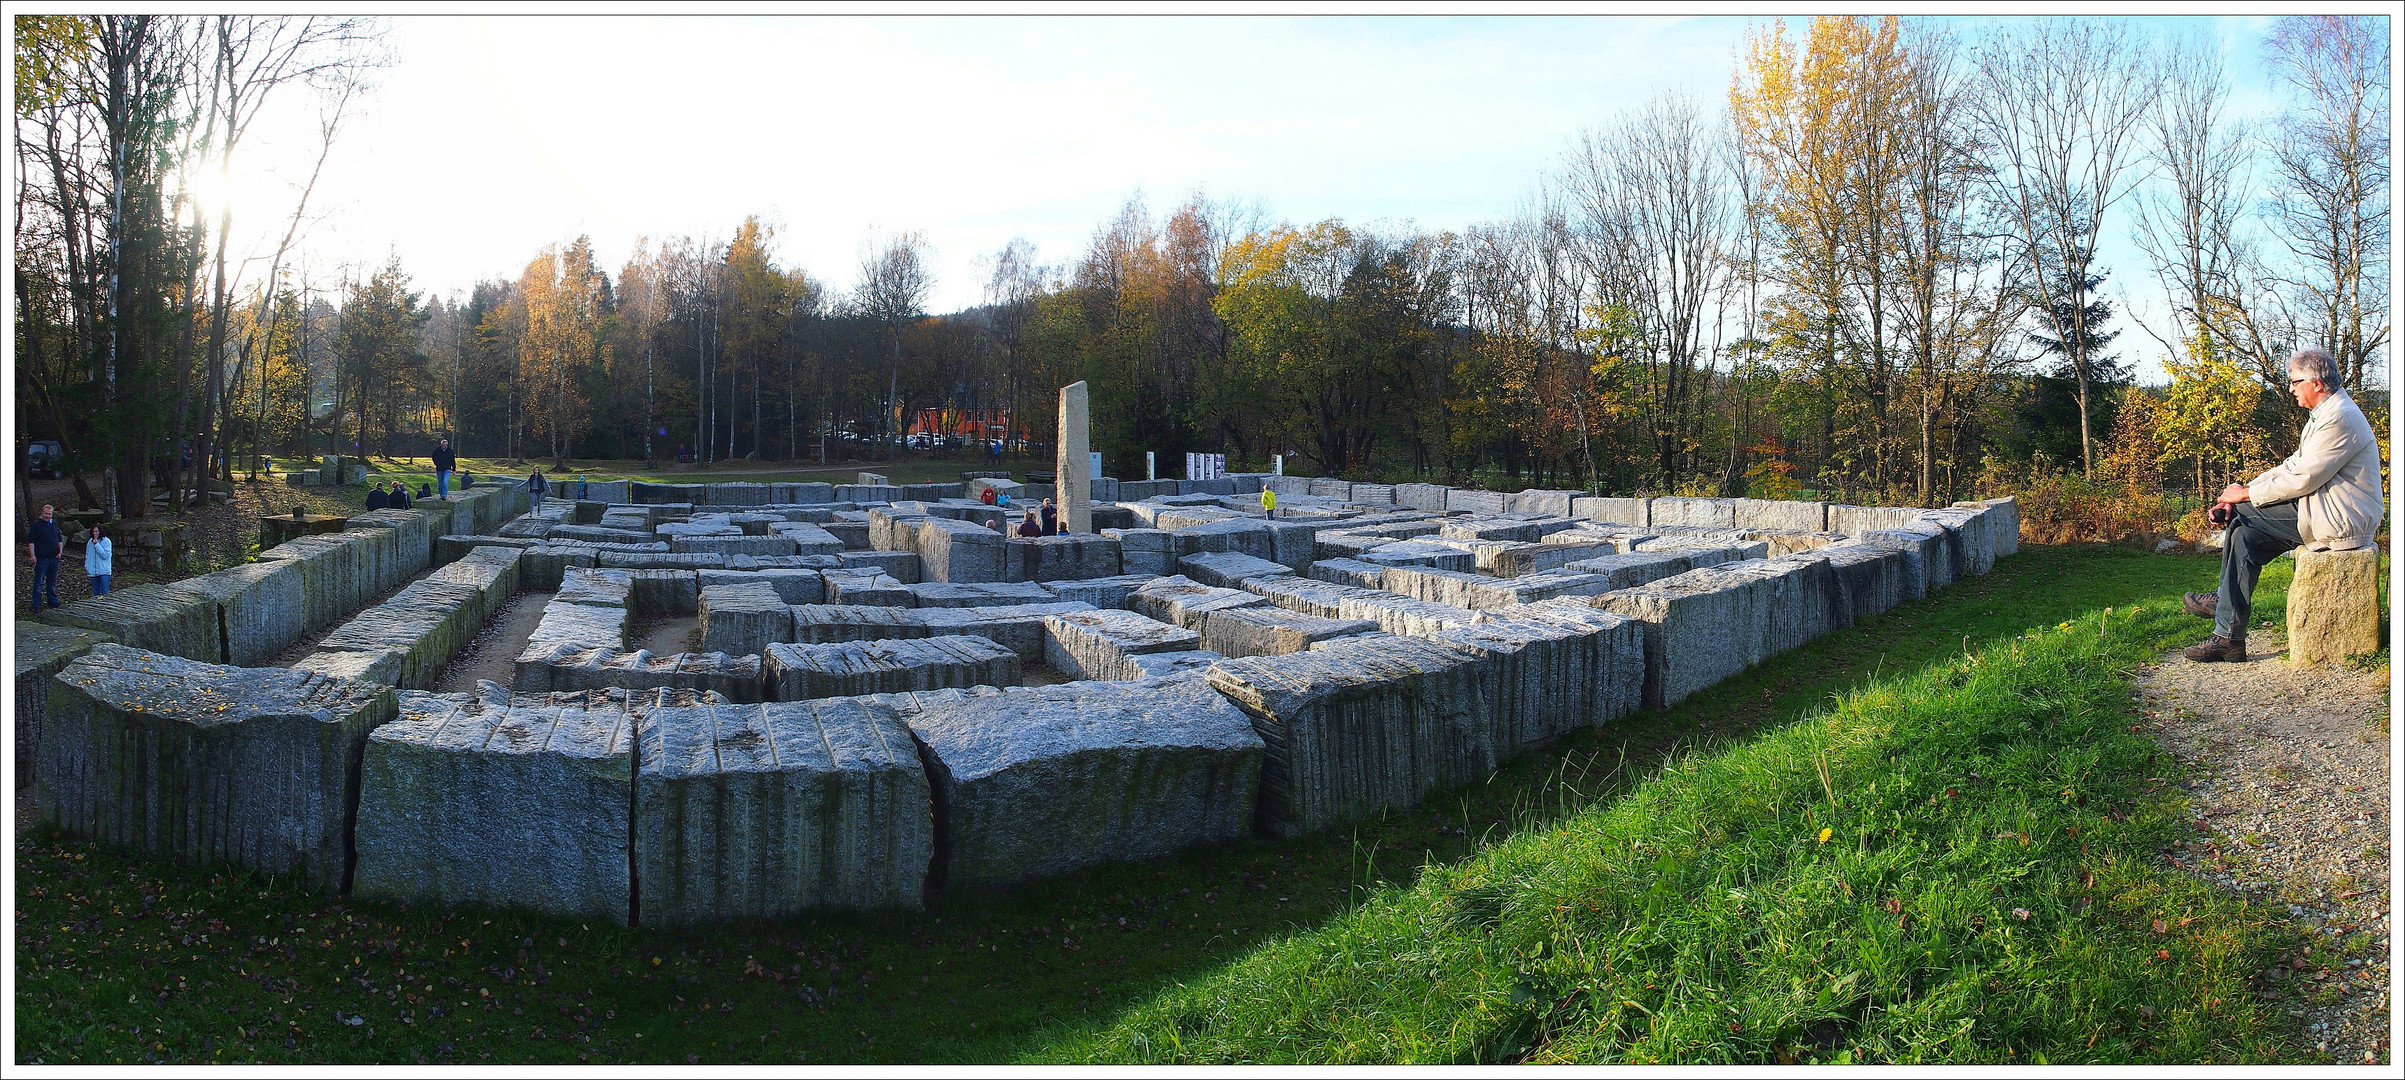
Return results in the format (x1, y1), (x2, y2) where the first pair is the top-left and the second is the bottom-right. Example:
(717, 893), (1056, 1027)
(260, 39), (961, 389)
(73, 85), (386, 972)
(2183, 347), (2384, 662)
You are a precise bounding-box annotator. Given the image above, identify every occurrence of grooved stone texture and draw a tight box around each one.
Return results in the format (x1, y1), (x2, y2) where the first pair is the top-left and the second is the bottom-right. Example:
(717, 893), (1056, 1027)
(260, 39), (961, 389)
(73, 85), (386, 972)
(40, 645), (396, 892)
(354, 685), (638, 921)
(763, 636), (1019, 699)
(14, 621), (115, 790)
(1207, 635), (1494, 838)
(905, 678), (1263, 888)
(637, 697), (933, 923)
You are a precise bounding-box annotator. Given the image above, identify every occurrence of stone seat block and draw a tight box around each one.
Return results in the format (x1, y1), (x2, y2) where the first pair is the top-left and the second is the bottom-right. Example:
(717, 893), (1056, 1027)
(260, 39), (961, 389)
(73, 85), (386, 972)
(354, 687), (639, 922)
(32, 581), (225, 666)
(255, 533), (378, 633)
(1177, 550), (1295, 590)
(41, 645), (394, 892)
(765, 635), (1018, 699)
(1814, 542), (1913, 628)
(1206, 635), (1494, 838)
(904, 678), (1262, 888)
(2288, 547), (2382, 664)
(1718, 553), (1840, 658)
(597, 550), (724, 573)
(637, 696), (931, 923)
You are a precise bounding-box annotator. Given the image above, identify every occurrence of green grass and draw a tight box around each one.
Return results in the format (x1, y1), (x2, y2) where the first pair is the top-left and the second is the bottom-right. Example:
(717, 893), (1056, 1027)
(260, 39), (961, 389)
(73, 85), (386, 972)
(14, 546), (2311, 1064)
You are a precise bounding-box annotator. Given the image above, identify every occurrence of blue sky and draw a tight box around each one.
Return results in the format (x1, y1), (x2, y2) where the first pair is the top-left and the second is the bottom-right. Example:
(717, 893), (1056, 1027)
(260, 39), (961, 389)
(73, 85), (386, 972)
(205, 13), (2334, 381)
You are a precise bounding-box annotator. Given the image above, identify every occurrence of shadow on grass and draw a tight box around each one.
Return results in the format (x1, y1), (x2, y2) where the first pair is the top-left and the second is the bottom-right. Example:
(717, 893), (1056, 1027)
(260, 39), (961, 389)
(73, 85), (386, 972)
(13, 545), (2222, 1065)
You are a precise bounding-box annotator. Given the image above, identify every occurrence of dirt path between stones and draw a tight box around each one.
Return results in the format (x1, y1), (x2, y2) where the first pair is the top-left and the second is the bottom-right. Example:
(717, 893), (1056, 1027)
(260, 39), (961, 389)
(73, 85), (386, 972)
(2133, 626), (2392, 1065)
(430, 590), (557, 694)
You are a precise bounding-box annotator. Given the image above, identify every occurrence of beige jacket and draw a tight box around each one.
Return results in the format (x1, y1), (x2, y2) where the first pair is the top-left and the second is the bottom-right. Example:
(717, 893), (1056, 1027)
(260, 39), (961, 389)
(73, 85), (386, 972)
(2248, 389), (2385, 551)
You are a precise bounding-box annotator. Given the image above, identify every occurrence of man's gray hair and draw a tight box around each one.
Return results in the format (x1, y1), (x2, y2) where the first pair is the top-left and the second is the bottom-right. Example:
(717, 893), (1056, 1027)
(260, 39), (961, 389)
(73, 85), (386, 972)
(2290, 347), (2343, 392)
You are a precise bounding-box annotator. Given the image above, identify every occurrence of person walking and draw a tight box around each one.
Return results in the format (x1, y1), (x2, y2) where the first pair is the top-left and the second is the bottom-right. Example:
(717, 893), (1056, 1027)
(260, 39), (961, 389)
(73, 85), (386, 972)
(1040, 497), (1059, 536)
(1260, 486), (1277, 519)
(528, 468), (549, 509)
(432, 438), (457, 499)
(2182, 347), (2384, 662)
(27, 503), (63, 612)
(83, 524), (112, 597)
(577, 475), (589, 500)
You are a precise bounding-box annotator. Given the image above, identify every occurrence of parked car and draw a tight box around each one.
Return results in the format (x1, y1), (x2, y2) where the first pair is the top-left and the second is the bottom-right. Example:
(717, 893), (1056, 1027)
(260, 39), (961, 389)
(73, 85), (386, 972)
(27, 440), (63, 478)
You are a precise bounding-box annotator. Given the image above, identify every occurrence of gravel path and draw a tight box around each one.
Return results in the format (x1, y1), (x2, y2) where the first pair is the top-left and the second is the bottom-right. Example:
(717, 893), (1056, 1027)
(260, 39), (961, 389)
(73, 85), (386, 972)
(2134, 625), (2392, 1066)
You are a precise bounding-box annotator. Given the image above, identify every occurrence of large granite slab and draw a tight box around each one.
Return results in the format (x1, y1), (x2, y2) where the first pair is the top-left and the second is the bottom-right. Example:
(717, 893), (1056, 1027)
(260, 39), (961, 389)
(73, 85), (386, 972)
(764, 635), (1018, 699)
(1176, 550), (1295, 590)
(38, 582), (223, 664)
(637, 696), (932, 922)
(1206, 635), (1494, 838)
(1002, 533), (1123, 582)
(1592, 566), (1771, 709)
(14, 621), (116, 789)
(41, 645), (394, 892)
(161, 560), (309, 666)
(700, 582), (796, 656)
(904, 679), (1262, 887)
(354, 685), (641, 921)
(1199, 606), (1377, 658)
(1042, 610), (1202, 680)
(1129, 575), (1271, 631)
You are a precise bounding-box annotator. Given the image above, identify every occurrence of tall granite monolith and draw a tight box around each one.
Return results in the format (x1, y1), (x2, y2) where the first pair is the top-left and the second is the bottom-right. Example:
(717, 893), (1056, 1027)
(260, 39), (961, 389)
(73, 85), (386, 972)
(1056, 381), (1092, 534)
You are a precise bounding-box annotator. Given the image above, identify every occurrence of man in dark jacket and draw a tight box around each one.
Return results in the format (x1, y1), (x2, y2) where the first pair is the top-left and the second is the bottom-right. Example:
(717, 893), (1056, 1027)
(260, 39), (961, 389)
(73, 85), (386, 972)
(1040, 497), (1059, 536)
(388, 480), (412, 509)
(432, 438), (457, 499)
(27, 503), (64, 612)
(364, 484), (390, 510)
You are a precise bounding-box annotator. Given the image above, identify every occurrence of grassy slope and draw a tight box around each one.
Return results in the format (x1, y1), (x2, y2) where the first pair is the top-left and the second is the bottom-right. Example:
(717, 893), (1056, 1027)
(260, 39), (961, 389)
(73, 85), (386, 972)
(13, 547), (2303, 1064)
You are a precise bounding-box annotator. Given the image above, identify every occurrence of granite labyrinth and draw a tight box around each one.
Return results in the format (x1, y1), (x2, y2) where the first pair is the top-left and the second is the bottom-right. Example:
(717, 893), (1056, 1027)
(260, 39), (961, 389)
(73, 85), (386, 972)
(22, 473), (2017, 926)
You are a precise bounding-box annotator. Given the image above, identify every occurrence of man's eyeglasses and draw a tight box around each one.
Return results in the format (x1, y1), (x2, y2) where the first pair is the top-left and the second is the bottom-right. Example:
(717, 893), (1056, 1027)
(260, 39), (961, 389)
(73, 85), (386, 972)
(2289, 376), (2312, 385)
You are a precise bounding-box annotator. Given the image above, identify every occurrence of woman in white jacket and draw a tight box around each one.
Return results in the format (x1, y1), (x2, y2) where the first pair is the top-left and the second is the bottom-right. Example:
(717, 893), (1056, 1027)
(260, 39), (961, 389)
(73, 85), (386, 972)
(83, 524), (112, 597)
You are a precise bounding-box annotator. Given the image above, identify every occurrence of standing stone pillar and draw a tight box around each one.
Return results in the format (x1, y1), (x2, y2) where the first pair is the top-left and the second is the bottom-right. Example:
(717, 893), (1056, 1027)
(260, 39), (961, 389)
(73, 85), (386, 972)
(1057, 381), (1092, 534)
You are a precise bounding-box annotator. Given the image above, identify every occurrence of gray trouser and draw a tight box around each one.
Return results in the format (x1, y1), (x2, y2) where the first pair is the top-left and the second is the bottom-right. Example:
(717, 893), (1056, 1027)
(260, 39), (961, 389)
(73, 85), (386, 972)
(2216, 500), (2303, 639)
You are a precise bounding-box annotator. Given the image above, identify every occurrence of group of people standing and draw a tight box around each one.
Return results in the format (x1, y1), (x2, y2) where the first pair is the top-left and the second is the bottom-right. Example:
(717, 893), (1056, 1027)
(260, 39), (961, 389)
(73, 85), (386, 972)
(978, 483), (1063, 537)
(23, 503), (107, 611)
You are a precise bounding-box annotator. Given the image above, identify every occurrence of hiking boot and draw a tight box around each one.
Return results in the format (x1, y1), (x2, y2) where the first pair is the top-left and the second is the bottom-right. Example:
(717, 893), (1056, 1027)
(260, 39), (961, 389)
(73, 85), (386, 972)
(2183, 591), (2219, 619)
(2182, 634), (2247, 663)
